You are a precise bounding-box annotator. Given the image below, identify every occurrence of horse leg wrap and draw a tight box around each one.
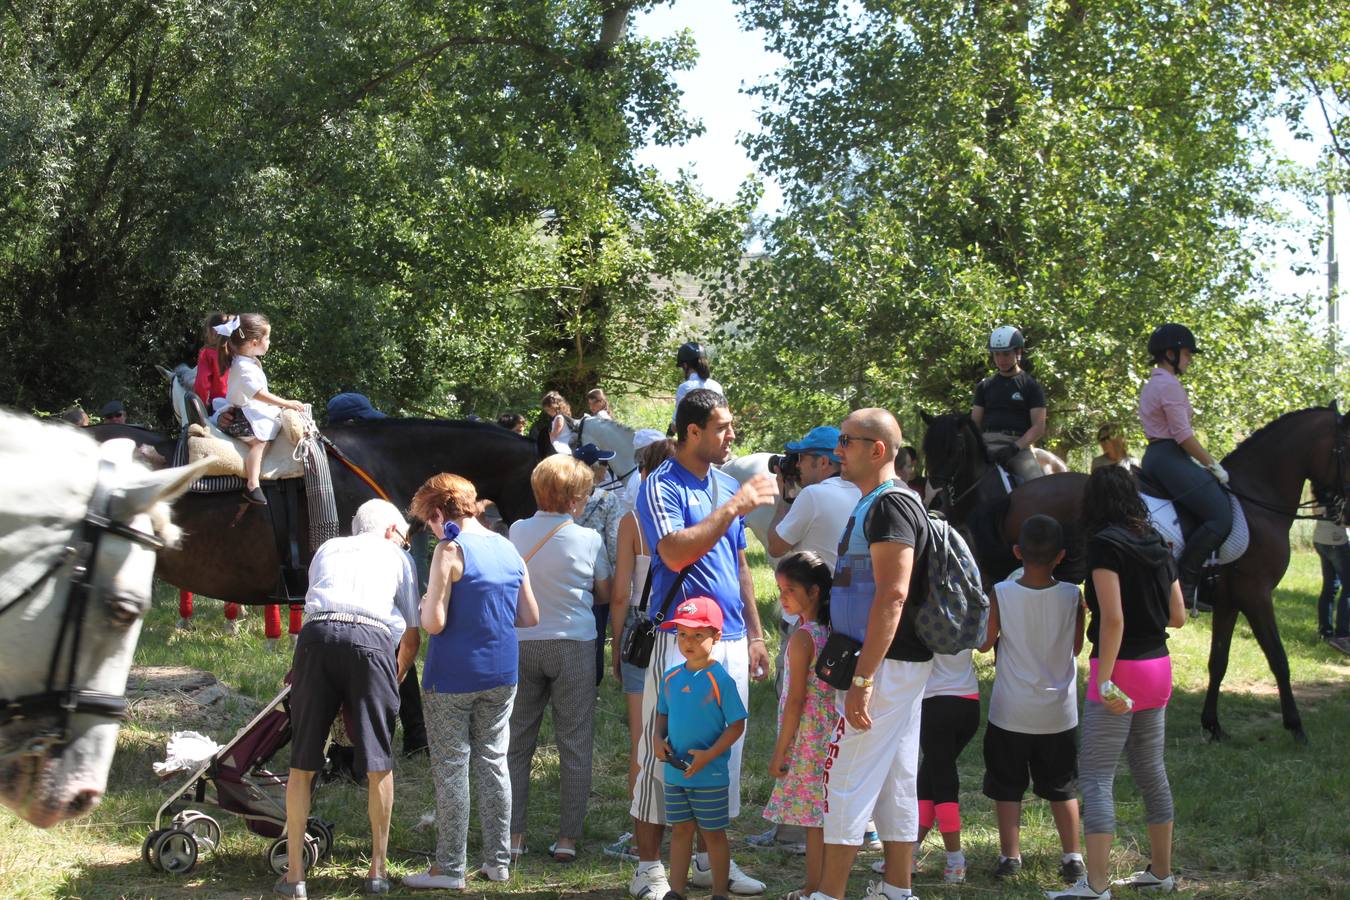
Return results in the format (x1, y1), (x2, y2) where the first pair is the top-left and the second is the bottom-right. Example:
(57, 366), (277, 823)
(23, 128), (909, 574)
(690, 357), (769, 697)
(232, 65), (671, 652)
(289, 604), (303, 635)
(178, 590), (193, 619)
(264, 604), (282, 639)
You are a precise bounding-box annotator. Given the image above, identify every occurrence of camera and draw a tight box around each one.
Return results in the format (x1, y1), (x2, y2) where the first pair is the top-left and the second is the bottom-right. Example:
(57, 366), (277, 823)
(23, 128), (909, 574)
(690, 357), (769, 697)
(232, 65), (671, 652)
(768, 452), (801, 483)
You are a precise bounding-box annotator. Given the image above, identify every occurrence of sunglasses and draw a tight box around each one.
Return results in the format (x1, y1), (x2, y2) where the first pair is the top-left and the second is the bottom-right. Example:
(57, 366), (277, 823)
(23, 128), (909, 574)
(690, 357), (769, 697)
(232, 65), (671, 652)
(836, 433), (879, 449)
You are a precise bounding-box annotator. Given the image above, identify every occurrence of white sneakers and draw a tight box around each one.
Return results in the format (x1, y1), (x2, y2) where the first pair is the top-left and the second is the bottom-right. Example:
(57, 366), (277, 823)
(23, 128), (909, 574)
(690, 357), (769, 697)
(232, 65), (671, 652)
(479, 864), (510, 882)
(630, 864), (673, 900)
(862, 880), (919, 900)
(690, 857), (766, 895)
(403, 869), (466, 890)
(1112, 867), (1176, 892)
(1046, 878), (1111, 899)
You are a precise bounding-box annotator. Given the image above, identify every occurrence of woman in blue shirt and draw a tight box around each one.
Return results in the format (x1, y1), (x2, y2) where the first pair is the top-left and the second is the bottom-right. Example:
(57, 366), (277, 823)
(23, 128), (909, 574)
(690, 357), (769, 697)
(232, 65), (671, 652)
(403, 474), (539, 891)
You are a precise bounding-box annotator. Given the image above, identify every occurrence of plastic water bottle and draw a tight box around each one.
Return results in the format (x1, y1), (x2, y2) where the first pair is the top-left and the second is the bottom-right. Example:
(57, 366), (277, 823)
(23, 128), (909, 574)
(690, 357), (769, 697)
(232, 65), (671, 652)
(1100, 680), (1134, 711)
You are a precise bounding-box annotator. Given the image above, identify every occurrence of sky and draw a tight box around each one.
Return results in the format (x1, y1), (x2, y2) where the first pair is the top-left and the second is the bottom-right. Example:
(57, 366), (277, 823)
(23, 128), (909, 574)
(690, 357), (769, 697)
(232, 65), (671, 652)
(632, 2), (1346, 331)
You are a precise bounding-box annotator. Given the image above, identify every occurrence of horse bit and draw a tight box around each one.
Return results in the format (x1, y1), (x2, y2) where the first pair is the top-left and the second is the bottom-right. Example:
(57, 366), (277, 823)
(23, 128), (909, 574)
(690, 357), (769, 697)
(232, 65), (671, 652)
(0, 458), (165, 761)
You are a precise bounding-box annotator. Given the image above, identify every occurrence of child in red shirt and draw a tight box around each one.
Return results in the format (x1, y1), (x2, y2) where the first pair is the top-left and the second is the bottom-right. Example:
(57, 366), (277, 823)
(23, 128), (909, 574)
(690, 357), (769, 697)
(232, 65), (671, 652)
(194, 312), (230, 409)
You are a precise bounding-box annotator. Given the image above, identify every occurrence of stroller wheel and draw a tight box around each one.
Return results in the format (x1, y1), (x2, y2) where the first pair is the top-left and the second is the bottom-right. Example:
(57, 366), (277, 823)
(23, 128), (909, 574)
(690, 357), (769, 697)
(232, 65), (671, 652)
(306, 817), (335, 861)
(142, 829), (166, 871)
(175, 811), (222, 854)
(153, 828), (200, 875)
(268, 833), (319, 877)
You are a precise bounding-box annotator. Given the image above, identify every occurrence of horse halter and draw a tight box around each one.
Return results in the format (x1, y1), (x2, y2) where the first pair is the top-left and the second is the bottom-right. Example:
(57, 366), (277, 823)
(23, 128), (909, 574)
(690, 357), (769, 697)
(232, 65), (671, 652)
(0, 458), (165, 761)
(571, 416), (638, 491)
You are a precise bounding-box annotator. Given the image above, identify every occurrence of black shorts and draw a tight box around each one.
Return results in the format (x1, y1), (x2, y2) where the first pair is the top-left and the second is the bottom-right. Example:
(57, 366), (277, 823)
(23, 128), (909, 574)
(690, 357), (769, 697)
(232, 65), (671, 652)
(290, 618), (400, 773)
(982, 722), (1078, 802)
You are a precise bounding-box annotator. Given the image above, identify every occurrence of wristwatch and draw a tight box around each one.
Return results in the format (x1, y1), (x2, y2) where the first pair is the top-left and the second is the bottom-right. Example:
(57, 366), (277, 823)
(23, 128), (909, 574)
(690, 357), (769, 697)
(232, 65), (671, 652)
(851, 674), (874, 688)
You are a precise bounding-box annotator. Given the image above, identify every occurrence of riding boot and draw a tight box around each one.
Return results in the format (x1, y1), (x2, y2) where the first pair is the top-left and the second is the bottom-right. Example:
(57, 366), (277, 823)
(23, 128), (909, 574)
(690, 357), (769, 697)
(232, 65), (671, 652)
(1179, 522), (1226, 615)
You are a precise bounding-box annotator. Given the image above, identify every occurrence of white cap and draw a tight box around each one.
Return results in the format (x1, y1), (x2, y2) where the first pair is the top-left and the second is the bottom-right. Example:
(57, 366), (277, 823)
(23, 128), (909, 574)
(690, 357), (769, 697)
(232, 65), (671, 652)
(633, 428), (665, 451)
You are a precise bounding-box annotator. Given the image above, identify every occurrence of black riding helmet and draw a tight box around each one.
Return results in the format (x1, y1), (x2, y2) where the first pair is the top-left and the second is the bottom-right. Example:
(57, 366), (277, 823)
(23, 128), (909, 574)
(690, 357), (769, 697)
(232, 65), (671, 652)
(1148, 323), (1200, 361)
(677, 341), (705, 366)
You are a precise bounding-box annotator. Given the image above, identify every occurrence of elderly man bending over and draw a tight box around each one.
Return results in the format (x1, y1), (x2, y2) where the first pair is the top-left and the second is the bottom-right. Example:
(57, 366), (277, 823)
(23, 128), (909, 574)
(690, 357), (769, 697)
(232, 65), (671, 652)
(276, 499), (421, 898)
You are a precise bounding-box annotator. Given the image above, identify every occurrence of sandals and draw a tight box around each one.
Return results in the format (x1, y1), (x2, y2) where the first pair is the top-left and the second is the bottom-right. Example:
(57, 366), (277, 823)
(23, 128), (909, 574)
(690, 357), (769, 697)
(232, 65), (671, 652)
(548, 841), (577, 863)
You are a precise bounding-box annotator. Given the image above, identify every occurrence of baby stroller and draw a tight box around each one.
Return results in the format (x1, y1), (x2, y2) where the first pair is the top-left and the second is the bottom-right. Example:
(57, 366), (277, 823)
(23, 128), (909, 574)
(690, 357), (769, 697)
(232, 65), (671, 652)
(141, 682), (335, 876)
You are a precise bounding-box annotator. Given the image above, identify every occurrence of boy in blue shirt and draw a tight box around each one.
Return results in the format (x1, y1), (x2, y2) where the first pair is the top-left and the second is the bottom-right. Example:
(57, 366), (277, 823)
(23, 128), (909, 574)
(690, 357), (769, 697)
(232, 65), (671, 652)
(657, 596), (749, 900)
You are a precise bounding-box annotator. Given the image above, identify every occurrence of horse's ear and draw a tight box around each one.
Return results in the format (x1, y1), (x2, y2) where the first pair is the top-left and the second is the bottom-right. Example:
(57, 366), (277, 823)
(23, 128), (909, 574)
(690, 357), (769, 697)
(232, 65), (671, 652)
(110, 458), (214, 520)
(918, 408), (934, 425)
(1331, 398), (1340, 418)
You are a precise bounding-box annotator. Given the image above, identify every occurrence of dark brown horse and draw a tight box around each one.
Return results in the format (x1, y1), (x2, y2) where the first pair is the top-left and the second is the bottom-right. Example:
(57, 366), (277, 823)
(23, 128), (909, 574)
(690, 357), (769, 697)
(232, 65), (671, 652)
(921, 406), (1350, 744)
(88, 419), (540, 605)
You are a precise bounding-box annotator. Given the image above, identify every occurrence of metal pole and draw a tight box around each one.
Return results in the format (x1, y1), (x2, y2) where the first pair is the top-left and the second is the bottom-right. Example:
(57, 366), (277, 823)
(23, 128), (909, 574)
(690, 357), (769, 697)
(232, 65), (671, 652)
(1330, 173), (1340, 366)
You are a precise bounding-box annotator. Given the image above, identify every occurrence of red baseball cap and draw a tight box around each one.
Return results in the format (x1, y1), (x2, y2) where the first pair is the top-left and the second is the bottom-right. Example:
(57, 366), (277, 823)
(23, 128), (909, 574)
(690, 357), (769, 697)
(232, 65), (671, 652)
(665, 595), (724, 633)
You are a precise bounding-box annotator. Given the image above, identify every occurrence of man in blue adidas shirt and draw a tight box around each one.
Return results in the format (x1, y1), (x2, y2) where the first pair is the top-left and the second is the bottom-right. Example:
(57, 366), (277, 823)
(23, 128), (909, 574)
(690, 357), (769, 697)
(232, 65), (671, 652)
(629, 388), (777, 899)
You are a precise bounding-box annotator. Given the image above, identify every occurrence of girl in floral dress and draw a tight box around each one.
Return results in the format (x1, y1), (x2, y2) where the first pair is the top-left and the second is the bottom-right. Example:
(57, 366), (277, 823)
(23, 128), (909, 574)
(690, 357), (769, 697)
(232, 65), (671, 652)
(764, 551), (835, 900)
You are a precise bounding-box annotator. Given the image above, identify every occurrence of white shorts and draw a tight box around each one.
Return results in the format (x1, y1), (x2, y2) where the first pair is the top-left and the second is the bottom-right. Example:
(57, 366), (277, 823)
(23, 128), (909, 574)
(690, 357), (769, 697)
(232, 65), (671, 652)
(823, 657), (931, 845)
(630, 631), (749, 825)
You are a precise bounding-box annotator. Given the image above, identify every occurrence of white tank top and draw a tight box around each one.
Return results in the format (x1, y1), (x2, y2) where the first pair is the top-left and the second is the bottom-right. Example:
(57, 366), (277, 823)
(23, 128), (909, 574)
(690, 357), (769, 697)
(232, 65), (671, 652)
(629, 511), (651, 607)
(988, 579), (1082, 734)
(924, 649), (979, 698)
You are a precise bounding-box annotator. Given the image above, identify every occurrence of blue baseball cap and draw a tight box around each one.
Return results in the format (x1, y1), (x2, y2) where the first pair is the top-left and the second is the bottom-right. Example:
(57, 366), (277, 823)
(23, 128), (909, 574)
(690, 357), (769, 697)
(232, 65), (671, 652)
(572, 442), (616, 466)
(785, 426), (841, 462)
(326, 392), (386, 424)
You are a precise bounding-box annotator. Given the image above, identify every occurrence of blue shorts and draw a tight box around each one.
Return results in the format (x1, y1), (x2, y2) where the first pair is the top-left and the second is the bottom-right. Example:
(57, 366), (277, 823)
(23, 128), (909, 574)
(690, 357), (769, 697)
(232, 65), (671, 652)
(619, 609), (646, 695)
(664, 781), (730, 831)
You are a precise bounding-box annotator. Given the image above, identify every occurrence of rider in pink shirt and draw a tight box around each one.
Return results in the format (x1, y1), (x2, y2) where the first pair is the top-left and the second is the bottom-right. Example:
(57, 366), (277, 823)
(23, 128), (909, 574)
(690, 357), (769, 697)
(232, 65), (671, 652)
(1136, 324), (1231, 613)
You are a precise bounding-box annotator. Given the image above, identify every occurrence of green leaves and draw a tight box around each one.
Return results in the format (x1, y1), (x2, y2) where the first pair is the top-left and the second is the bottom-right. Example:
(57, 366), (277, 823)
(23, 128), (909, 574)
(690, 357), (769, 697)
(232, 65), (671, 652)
(0, 0), (749, 423)
(722, 0), (1343, 452)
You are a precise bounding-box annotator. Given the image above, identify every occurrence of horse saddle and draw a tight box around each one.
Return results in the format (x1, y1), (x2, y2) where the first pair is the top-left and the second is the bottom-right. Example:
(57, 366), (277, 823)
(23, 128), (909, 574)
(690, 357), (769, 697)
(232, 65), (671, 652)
(184, 409), (311, 481)
(1135, 472), (1249, 566)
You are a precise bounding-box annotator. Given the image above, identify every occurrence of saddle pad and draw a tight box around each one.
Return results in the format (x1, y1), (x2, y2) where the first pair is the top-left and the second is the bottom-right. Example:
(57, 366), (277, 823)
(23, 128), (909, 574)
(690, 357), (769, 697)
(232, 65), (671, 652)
(1142, 492), (1249, 566)
(186, 409), (309, 480)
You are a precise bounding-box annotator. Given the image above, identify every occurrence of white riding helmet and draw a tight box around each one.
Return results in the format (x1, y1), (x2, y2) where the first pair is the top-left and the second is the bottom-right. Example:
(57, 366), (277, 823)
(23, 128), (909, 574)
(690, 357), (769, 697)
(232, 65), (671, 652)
(988, 325), (1024, 352)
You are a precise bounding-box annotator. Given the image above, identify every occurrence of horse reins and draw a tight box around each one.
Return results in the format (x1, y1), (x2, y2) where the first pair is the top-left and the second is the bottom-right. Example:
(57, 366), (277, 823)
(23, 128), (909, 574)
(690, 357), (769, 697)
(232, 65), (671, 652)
(0, 458), (165, 761)
(1218, 410), (1350, 522)
(317, 433), (393, 502)
(573, 416), (638, 491)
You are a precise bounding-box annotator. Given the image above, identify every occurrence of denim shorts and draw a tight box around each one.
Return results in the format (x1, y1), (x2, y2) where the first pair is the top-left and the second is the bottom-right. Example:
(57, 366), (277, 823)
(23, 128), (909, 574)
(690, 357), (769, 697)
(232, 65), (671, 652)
(619, 607), (647, 695)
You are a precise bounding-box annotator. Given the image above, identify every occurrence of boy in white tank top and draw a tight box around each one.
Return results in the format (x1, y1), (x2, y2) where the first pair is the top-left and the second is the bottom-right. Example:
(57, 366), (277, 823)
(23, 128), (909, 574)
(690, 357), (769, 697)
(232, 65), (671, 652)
(979, 514), (1087, 886)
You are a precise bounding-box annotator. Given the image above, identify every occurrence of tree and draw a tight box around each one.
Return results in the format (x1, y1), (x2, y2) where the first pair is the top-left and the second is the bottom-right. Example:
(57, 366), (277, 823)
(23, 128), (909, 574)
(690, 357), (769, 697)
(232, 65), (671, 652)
(717, 0), (1343, 452)
(0, 0), (750, 424)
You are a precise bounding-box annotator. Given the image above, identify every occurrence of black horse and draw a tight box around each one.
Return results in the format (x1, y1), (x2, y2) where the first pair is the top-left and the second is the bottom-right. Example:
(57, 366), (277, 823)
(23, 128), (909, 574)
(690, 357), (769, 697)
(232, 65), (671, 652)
(88, 418), (540, 604)
(921, 406), (1350, 744)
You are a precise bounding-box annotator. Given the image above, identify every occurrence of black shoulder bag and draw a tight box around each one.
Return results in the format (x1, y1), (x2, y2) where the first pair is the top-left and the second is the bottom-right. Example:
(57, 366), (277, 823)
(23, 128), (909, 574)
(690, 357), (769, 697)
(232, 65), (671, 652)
(620, 471), (720, 668)
(620, 566), (689, 668)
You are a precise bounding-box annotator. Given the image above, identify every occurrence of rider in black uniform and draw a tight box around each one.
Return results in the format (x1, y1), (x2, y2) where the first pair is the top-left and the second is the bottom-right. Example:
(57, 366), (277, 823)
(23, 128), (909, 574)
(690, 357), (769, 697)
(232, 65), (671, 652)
(971, 326), (1047, 484)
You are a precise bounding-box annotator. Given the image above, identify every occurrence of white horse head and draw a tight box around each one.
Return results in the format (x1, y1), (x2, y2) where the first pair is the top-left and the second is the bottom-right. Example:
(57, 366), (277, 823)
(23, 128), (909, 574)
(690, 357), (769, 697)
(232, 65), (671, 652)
(0, 411), (207, 827)
(719, 452), (779, 562)
(162, 363), (196, 430)
(573, 415), (639, 486)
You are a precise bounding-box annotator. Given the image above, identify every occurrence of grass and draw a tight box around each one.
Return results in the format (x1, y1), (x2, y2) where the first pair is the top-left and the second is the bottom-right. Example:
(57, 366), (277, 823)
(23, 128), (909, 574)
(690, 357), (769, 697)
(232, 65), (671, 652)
(3, 548), (1349, 899)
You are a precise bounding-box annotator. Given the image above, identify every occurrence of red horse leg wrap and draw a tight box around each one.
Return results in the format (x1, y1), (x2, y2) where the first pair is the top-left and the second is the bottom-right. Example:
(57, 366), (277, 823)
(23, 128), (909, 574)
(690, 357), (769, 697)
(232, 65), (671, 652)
(264, 604), (282, 639)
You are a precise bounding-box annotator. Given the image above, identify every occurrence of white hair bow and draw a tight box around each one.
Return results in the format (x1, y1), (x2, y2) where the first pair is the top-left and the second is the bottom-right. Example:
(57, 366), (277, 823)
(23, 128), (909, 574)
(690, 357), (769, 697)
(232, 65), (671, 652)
(212, 316), (240, 337)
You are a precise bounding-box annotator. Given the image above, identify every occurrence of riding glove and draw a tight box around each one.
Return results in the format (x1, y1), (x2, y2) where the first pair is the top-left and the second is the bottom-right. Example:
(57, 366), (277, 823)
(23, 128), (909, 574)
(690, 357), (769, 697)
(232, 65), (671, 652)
(1206, 461), (1230, 485)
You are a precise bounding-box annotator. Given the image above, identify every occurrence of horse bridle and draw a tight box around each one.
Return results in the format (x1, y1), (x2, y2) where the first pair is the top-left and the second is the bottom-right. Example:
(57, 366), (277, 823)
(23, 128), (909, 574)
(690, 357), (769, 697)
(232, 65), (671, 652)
(0, 458), (165, 761)
(927, 426), (991, 511)
(572, 416), (639, 491)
